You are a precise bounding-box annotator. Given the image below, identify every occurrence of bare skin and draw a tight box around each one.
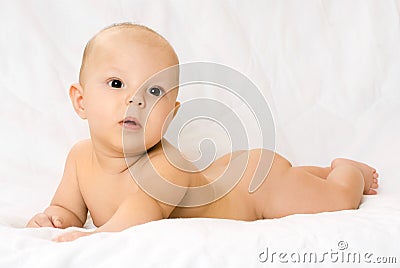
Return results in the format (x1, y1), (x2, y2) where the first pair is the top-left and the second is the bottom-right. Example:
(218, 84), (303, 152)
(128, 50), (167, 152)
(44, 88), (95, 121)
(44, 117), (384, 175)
(171, 150), (379, 220)
(27, 143), (379, 241)
(331, 158), (379, 194)
(26, 24), (379, 242)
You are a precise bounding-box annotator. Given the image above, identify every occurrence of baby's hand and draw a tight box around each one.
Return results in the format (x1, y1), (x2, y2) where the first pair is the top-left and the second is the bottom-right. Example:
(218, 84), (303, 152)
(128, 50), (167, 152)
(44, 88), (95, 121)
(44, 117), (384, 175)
(52, 230), (93, 242)
(26, 213), (64, 228)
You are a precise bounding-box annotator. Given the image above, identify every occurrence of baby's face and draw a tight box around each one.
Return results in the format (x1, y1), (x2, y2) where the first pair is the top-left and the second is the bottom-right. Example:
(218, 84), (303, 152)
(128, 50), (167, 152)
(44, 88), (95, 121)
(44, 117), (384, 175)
(79, 29), (179, 155)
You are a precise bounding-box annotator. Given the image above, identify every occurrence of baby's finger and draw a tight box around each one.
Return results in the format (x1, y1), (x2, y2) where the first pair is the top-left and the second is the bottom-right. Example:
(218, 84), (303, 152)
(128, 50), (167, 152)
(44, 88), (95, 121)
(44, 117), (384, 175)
(53, 232), (76, 242)
(51, 216), (63, 228)
(52, 234), (69, 242)
(26, 220), (40, 228)
(35, 214), (55, 227)
(53, 231), (91, 242)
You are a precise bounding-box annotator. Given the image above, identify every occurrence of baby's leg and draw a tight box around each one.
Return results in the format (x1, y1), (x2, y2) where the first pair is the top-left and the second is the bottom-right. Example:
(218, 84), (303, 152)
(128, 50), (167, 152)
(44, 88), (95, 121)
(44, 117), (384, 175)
(331, 158), (379, 194)
(261, 158), (378, 219)
(300, 159), (379, 193)
(299, 166), (331, 179)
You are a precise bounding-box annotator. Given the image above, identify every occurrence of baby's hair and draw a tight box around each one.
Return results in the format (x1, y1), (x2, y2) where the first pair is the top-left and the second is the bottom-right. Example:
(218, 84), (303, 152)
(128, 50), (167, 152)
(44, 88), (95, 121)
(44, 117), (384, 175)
(79, 22), (178, 84)
(101, 22), (163, 39)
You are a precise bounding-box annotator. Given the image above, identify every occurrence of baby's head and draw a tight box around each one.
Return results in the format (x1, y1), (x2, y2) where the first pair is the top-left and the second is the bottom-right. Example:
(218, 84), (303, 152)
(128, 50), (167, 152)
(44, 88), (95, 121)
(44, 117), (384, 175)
(70, 23), (180, 155)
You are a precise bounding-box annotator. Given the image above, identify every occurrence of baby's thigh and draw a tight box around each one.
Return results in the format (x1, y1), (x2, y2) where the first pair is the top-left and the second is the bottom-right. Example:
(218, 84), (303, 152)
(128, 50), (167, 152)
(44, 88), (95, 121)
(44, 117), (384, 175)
(256, 163), (358, 219)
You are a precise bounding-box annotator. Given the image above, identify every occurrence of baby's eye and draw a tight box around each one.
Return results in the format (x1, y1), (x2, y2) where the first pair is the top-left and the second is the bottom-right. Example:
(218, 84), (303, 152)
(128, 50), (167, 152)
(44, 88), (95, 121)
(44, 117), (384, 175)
(108, 79), (124, 88)
(148, 86), (164, 96)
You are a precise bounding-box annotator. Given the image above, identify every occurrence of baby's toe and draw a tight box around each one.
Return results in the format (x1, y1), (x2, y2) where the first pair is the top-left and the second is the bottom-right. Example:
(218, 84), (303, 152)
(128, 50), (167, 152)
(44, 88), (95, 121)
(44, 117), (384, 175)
(371, 182), (379, 189)
(366, 188), (378, 195)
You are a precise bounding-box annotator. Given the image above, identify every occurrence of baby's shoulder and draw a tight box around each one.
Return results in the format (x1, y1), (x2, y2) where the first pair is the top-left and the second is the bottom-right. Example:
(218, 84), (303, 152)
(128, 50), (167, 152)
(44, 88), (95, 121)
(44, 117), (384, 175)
(66, 139), (93, 163)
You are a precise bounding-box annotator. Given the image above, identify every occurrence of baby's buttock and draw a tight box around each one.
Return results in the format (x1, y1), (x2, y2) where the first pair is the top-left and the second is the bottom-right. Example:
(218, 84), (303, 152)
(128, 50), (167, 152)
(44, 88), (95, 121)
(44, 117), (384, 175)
(171, 149), (292, 220)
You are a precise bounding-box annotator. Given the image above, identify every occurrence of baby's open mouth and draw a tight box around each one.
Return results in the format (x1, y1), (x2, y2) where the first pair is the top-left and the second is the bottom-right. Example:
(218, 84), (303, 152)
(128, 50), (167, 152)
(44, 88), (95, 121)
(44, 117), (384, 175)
(119, 116), (142, 130)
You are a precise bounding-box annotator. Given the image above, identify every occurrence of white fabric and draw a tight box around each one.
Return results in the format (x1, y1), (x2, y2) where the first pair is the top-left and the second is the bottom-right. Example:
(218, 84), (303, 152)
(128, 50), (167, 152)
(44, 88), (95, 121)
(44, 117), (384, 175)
(0, 1), (399, 267)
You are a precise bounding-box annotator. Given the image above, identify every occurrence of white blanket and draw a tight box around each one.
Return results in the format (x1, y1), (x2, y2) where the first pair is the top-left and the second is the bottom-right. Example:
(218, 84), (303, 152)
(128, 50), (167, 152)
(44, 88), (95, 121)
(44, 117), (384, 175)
(0, 1), (399, 267)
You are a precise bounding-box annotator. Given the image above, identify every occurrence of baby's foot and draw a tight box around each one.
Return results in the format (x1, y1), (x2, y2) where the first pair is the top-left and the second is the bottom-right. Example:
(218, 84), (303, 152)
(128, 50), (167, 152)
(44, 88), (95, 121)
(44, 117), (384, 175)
(332, 158), (379, 195)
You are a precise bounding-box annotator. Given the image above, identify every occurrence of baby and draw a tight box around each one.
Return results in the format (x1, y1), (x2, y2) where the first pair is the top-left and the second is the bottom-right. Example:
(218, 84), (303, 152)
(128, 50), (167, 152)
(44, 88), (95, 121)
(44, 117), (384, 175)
(26, 23), (379, 242)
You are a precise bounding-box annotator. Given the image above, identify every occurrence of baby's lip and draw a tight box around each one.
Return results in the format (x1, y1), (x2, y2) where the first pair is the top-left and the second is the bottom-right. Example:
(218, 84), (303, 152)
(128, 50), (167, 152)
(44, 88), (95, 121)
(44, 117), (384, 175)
(119, 116), (142, 128)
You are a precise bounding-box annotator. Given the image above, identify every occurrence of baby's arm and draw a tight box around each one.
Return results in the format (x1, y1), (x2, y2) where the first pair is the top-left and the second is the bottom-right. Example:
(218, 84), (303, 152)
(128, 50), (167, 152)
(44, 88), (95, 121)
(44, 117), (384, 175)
(53, 189), (166, 242)
(54, 152), (193, 242)
(97, 190), (164, 232)
(26, 143), (88, 228)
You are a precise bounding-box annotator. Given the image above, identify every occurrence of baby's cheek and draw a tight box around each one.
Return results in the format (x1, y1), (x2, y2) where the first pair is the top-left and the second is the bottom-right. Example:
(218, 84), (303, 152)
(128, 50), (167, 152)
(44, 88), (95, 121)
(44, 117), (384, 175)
(147, 104), (172, 128)
(143, 116), (164, 147)
(144, 103), (174, 144)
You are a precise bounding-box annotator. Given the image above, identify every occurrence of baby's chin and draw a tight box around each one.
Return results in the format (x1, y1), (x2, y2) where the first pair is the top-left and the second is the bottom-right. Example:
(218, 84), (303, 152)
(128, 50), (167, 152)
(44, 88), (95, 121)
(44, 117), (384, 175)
(122, 145), (148, 156)
(122, 139), (161, 155)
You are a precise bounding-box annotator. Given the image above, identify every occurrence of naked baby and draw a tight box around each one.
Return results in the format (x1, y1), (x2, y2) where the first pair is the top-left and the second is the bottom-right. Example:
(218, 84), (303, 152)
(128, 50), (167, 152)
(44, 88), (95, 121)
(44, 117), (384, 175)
(26, 23), (379, 242)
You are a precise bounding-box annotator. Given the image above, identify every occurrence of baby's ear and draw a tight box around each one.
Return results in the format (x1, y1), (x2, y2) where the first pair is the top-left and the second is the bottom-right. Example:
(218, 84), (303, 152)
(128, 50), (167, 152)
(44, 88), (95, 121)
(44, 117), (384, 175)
(173, 101), (180, 117)
(69, 83), (87, 119)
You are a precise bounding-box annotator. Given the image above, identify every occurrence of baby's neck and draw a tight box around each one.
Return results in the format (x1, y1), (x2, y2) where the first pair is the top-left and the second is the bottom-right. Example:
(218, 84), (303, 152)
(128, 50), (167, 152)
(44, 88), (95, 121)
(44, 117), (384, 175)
(91, 143), (145, 175)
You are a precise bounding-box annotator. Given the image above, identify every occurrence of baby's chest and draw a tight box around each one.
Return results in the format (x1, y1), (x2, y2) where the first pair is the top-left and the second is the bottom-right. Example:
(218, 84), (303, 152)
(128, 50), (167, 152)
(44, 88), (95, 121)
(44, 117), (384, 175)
(79, 170), (139, 226)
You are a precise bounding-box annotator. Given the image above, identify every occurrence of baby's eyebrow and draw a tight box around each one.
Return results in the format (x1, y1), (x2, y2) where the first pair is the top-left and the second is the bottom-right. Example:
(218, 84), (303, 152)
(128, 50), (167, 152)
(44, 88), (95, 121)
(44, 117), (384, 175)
(106, 66), (125, 75)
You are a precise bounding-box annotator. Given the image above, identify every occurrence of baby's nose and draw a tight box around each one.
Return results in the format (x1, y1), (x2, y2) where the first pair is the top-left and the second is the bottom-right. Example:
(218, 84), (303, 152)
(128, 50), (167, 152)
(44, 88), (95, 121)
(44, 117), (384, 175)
(128, 96), (145, 108)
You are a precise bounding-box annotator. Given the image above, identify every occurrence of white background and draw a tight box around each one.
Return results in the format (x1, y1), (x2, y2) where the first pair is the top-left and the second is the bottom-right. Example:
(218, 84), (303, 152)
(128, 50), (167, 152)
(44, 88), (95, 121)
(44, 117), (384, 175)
(0, 1), (399, 267)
